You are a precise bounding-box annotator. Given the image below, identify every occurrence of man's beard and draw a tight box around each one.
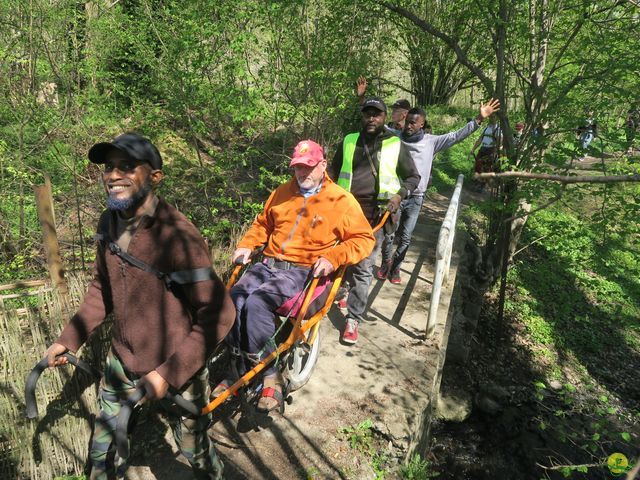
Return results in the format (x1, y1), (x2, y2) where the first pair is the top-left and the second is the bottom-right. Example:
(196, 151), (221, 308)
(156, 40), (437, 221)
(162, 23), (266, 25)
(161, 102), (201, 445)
(106, 180), (152, 211)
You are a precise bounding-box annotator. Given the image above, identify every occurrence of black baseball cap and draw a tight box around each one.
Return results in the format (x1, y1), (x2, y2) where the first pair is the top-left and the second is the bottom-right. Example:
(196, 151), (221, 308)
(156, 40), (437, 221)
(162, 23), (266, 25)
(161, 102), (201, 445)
(361, 97), (387, 113)
(88, 133), (163, 170)
(391, 99), (411, 110)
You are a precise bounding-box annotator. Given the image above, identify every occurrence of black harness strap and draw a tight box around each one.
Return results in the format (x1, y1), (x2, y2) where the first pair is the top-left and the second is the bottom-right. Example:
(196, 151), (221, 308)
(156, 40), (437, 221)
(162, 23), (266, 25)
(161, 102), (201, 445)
(168, 267), (214, 285)
(93, 215), (213, 289)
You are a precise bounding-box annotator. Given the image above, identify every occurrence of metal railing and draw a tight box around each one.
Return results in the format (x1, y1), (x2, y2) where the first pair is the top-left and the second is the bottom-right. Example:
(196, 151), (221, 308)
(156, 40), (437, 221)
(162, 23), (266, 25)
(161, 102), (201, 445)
(426, 174), (464, 336)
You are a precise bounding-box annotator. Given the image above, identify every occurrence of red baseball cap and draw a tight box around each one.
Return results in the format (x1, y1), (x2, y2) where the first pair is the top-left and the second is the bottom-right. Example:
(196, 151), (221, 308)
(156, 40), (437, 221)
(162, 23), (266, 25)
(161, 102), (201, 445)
(289, 140), (325, 167)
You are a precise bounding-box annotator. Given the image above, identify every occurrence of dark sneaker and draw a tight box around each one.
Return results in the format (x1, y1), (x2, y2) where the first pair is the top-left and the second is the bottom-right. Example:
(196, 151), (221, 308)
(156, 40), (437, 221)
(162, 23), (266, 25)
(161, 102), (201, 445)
(376, 262), (391, 280)
(341, 317), (359, 344)
(389, 268), (401, 284)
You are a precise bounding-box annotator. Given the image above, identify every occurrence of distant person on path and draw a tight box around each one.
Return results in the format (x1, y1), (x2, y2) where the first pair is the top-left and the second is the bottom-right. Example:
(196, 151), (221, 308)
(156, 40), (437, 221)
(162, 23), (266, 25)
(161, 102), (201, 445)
(625, 104), (640, 154)
(471, 113), (503, 181)
(330, 98), (420, 344)
(227, 140), (374, 409)
(576, 111), (598, 160)
(378, 99), (501, 284)
(513, 122), (525, 147)
(44, 133), (236, 480)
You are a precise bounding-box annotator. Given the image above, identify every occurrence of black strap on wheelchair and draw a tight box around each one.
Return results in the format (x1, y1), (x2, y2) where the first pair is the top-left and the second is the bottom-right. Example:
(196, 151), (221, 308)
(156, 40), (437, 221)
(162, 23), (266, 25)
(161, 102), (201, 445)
(93, 214), (213, 289)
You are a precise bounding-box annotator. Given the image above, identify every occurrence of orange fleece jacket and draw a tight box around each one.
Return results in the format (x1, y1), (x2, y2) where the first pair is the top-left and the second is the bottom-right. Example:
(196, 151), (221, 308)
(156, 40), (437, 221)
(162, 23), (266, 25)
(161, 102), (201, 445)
(238, 175), (374, 269)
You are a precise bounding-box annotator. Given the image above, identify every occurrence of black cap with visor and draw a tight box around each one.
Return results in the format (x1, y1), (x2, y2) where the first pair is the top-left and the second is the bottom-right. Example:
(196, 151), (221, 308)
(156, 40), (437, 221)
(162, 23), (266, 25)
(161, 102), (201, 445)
(88, 133), (162, 170)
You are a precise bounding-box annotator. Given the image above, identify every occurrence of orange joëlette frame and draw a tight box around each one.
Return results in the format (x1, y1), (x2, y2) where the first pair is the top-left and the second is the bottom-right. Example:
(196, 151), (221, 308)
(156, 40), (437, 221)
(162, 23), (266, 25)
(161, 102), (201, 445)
(201, 211), (390, 415)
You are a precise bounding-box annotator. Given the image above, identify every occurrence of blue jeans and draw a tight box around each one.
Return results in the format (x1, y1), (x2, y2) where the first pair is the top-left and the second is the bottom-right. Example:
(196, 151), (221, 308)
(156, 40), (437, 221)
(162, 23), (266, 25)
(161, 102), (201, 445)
(580, 132), (594, 150)
(381, 195), (424, 272)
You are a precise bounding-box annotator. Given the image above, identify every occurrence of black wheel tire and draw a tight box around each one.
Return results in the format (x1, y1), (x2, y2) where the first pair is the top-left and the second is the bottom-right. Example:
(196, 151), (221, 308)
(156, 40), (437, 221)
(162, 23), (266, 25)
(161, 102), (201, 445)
(282, 328), (321, 392)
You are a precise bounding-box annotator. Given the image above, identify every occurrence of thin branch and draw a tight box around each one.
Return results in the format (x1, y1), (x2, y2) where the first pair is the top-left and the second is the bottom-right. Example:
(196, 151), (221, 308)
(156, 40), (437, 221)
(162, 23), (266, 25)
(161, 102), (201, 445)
(475, 171), (640, 184)
(368, 75), (416, 96)
(505, 52), (531, 86)
(380, 2), (494, 94)
(546, 19), (586, 79)
(504, 189), (564, 222)
(512, 235), (549, 257)
(536, 461), (602, 472)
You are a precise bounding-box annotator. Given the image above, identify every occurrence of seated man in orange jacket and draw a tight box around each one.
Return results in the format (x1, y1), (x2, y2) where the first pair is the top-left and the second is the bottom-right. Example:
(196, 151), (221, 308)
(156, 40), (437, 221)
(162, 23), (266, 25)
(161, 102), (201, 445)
(226, 139), (375, 411)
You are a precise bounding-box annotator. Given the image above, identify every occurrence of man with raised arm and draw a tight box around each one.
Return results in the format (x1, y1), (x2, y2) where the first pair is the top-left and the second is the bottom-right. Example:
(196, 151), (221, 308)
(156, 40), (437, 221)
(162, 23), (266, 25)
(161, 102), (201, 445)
(44, 133), (235, 480)
(331, 98), (421, 344)
(354, 75), (411, 131)
(380, 98), (501, 283)
(227, 139), (375, 412)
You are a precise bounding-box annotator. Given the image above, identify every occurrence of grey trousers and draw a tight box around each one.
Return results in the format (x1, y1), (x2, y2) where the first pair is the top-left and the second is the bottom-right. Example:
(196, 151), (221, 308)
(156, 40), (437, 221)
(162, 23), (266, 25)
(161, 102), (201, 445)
(346, 229), (384, 321)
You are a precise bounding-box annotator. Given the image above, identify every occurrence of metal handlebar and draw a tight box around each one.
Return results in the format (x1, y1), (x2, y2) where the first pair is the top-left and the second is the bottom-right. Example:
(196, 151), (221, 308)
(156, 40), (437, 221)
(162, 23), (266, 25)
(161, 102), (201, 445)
(24, 353), (102, 419)
(115, 383), (200, 459)
(25, 352), (199, 461)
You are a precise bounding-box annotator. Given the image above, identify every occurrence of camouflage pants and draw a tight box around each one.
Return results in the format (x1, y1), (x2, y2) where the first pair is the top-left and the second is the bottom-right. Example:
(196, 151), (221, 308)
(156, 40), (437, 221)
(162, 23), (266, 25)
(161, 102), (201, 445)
(89, 349), (223, 480)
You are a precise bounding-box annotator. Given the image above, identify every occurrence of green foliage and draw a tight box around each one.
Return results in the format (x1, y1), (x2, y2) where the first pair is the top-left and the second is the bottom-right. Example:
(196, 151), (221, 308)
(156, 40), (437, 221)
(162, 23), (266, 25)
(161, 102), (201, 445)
(0, 0), (396, 283)
(531, 379), (636, 477)
(339, 418), (391, 479)
(340, 418), (375, 453)
(500, 174), (639, 475)
(400, 454), (440, 479)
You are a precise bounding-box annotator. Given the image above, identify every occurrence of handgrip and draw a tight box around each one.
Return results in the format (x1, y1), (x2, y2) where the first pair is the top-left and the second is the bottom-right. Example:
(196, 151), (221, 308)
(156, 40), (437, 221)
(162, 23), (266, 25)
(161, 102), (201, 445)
(115, 384), (200, 459)
(25, 353), (102, 419)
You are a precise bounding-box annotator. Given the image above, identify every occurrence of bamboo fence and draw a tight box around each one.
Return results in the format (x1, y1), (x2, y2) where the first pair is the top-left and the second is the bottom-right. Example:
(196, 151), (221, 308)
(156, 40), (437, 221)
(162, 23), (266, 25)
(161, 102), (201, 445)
(0, 272), (111, 479)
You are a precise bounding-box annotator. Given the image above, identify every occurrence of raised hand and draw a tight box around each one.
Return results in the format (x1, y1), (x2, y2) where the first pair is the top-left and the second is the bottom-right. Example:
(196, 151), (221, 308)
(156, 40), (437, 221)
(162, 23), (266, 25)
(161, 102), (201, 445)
(356, 75), (368, 98)
(479, 98), (501, 120)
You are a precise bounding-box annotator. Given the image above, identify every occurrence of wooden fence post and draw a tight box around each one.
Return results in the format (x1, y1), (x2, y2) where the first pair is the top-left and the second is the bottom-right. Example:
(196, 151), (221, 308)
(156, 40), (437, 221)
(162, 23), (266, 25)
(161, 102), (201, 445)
(34, 175), (68, 295)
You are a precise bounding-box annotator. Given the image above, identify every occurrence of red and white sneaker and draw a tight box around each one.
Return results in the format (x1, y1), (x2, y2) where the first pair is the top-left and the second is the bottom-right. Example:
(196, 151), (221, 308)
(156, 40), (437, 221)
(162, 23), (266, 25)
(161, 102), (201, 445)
(341, 318), (359, 344)
(337, 297), (348, 309)
(376, 262), (391, 280)
(389, 268), (401, 284)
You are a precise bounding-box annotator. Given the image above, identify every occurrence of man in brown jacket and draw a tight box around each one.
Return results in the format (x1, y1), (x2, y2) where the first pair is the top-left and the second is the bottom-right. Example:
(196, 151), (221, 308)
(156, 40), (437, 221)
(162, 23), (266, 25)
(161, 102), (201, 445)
(43, 133), (235, 480)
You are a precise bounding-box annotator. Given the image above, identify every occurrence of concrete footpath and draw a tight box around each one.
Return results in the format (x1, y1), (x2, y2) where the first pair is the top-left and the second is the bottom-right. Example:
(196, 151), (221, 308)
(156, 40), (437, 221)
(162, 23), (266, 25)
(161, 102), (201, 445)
(126, 191), (464, 480)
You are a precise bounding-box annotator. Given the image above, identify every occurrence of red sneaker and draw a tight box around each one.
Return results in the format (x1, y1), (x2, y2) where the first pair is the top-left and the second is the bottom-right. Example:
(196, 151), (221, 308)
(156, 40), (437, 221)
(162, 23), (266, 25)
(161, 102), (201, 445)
(389, 268), (401, 284)
(341, 318), (359, 344)
(376, 262), (391, 280)
(337, 297), (348, 309)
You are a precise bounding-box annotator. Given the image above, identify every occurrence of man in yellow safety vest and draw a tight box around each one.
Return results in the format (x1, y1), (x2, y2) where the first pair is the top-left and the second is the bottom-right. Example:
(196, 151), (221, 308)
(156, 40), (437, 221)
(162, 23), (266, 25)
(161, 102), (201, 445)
(330, 97), (420, 344)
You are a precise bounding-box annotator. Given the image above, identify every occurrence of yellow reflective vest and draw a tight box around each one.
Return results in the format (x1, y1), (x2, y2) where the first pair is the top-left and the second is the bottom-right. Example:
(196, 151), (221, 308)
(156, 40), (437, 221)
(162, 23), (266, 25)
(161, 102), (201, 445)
(337, 133), (401, 201)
